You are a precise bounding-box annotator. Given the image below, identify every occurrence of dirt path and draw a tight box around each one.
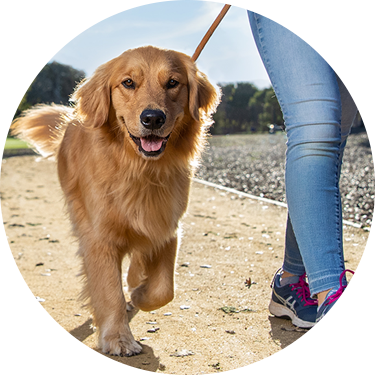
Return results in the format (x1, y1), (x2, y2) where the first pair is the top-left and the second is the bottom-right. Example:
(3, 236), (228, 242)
(1, 155), (367, 374)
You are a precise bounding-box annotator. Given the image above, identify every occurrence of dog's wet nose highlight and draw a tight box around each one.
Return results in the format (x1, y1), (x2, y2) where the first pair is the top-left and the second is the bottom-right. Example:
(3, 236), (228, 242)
(140, 109), (166, 130)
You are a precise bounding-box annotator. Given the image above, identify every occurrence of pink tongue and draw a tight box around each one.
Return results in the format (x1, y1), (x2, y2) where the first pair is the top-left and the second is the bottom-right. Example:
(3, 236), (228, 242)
(140, 137), (163, 152)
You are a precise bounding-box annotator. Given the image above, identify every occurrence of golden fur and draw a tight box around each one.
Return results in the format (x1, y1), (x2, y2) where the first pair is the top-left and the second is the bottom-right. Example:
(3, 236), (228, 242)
(11, 46), (220, 356)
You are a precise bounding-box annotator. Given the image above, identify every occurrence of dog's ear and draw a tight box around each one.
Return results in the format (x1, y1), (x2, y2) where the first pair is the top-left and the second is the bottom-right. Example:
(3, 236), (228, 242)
(71, 61), (113, 128)
(187, 63), (221, 122)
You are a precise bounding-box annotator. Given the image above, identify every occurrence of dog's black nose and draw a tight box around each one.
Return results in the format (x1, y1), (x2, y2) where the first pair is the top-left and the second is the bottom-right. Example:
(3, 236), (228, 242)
(140, 109), (166, 130)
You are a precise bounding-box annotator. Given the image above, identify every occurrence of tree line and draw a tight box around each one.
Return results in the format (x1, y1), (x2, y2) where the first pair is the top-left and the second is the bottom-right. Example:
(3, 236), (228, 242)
(14, 62), (282, 134)
(212, 82), (284, 134)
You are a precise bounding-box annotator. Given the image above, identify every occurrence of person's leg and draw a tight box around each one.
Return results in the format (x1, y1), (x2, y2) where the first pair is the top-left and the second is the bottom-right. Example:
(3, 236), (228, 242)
(248, 11), (356, 300)
(317, 74), (357, 306)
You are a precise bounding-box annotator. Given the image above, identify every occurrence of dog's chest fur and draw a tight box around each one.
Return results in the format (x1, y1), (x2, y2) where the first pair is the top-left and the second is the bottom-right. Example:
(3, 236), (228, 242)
(59, 137), (191, 249)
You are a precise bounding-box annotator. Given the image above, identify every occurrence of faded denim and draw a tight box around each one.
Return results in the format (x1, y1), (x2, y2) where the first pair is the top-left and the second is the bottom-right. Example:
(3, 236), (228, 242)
(248, 11), (358, 296)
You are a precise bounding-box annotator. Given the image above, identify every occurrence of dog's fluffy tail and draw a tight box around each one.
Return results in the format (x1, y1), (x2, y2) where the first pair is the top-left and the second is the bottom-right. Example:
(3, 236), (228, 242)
(10, 104), (74, 158)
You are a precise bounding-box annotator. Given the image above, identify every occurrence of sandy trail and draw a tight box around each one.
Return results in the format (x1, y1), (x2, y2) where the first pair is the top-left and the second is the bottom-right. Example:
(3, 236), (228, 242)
(1, 155), (366, 374)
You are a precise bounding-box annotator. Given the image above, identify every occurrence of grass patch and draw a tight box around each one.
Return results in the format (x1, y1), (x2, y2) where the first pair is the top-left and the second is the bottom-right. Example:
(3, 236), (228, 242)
(5, 138), (29, 150)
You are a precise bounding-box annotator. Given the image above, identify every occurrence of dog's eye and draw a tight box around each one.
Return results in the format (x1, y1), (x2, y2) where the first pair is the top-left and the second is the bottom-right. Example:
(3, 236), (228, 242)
(167, 79), (179, 89)
(122, 79), (135, 89)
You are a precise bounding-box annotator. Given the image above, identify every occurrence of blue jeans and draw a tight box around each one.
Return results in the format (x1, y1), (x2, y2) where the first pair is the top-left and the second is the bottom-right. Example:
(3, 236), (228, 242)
(248, 11), (358, 297)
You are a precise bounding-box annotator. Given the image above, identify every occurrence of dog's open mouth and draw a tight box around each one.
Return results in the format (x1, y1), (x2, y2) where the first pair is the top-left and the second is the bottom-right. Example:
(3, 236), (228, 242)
(129, 133), (170, 157)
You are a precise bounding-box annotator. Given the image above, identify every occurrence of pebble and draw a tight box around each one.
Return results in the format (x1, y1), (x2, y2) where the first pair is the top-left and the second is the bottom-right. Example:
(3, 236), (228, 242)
(180, 305), (190, 310)
(147, 327), (160, 333)
(200, 265), (212, 268)
(170, 349), (195, 357)
(164, 312), (172, 316)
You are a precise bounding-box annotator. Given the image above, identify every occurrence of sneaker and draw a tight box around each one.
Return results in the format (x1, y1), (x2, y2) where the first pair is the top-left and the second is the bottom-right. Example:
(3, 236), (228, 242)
(316, 270), (356, 323)
(314, 270), (375, 329)
(269, 270), (318, 328)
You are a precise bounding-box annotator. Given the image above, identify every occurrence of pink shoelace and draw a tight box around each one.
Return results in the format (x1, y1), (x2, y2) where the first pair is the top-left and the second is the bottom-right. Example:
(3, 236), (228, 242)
(290, 274), (318, 307)
(324, 269), (355, 305)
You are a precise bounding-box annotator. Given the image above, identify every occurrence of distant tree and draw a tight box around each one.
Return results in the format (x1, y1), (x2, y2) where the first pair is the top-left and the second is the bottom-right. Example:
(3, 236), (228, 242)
(249, 87), (283, 132)
(212, 83), (283, 134)
(14, 61), (85, 118)
(212, 82), (256, 134)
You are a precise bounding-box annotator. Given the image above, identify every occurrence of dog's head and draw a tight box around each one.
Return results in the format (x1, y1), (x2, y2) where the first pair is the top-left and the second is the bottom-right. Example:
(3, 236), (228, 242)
(72, 46), (219, 160)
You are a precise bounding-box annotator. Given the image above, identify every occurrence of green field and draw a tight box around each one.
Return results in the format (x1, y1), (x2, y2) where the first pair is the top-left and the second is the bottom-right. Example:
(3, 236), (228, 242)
(4, 138), (29, 150)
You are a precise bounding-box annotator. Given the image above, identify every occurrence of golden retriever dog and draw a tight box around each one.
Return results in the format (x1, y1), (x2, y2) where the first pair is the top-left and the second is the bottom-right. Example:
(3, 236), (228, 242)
(11, 46), (220, 357)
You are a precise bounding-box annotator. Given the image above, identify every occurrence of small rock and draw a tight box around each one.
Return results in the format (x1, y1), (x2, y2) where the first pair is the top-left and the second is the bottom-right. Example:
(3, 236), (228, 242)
(35, 296), (45, 302)
(159, 363), (166, 371)
(180, 262), (189, 267)
(163, 312), (172, 316)
(200, 265), (212, 268)
(35, 262), (44, 267)
(226, 330), (236, 334)
(146, 321), (157, 324)
(140, 337), (150, 341)
(40, 273), (51, 276)
(170, 349), (195, 357)
(147, 327), (160, 333)
(180, 305), (190, 310)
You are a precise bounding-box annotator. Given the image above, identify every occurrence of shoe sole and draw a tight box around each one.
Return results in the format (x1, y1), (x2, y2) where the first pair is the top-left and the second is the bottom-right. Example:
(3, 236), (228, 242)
(269, 300), (316, 329)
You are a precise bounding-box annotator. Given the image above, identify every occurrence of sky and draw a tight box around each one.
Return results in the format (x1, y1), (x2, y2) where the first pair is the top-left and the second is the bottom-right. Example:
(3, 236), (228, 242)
(0, 0), (371, 88)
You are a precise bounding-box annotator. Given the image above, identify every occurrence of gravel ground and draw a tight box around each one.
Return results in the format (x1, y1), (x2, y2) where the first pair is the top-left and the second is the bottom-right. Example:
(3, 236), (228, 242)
(196, 132), (374, 228)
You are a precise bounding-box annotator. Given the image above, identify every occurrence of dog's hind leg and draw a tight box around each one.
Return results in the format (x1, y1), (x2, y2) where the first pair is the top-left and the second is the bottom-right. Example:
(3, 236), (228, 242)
(130, 236), (178, 312)
(79, 240), (142, 357)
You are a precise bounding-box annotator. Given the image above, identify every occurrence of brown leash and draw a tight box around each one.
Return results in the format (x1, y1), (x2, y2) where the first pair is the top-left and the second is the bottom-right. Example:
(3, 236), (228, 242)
(191, 4), (231, 62)
(191, 3), (374, 61)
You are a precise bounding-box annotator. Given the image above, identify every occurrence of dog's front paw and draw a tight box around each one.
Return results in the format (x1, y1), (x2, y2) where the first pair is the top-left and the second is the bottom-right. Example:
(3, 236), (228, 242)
(131, 283), (173, 312)
(101, 333), (142, 357)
